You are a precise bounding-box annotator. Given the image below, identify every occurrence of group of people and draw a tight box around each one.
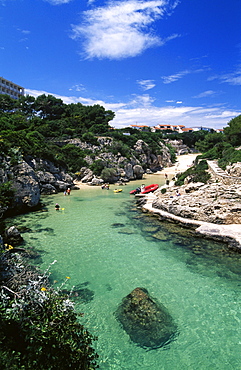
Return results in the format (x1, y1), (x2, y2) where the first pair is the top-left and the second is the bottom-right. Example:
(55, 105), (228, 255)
(55, 187), (71, 210)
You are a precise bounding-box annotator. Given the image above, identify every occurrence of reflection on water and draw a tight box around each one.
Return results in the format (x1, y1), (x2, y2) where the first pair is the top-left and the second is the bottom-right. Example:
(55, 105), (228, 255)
(4, 179), (241, 369)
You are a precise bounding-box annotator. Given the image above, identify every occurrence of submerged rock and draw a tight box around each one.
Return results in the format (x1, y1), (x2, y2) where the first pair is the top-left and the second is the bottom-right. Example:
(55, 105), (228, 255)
(115, 287), (177, 349)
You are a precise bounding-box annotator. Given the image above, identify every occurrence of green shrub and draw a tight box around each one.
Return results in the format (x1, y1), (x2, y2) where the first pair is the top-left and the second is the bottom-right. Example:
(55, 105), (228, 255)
(100, 167), (118, 183)
(90, 160), (105, 176)
(165, 143), (176, 163)
(175, 160), (210, 186)
(0, 258), (98, 369)
(218, 148), (241, 169)
(82, 132), (98, 145)
(0, 182), (15, 208)
(58, 144), (87, 172)
(109, 140), (131, 157)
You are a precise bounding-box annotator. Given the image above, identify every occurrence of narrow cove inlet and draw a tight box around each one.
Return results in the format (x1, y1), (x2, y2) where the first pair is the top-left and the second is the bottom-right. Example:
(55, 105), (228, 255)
(6, 175), (241, 369)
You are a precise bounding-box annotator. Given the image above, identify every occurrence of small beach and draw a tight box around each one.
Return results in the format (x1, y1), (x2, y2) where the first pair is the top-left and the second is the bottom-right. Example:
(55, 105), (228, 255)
(156, 153), (200, 176)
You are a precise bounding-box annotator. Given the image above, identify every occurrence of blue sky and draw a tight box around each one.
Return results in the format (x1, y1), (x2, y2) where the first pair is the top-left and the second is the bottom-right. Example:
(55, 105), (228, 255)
(1, 0), (241, 129)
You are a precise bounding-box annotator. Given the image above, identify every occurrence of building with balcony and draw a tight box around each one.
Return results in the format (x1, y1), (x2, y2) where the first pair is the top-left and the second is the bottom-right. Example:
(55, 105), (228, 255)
(0, 77), (24, 99)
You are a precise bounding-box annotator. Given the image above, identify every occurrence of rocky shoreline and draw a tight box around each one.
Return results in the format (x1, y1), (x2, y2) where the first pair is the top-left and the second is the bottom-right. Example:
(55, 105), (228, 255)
(139, 159), (241, 250)
(0, 138), (179, 218)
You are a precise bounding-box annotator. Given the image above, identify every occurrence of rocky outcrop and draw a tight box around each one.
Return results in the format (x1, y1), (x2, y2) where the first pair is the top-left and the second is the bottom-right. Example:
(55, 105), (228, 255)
(0, 156), (74, 217)
(141, 177), (241, 248)
(4, 226), (23, 247)
(115, 287), (177, 349)
(11, 161), (40, 210)
(133, 140), (173, 171)
(28, 158), (73, 194)
(74, 138), (174, 184)
(164, 139), (190, 155)
(226, 162), (241, 177)
(153, 183), (241, 225)
(0, 136), (175, 215)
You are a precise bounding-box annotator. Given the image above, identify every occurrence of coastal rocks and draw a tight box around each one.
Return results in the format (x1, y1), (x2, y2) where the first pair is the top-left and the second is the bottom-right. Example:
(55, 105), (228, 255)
(90, 177), (103, 186)
(115, 287), (177, 349)
(152, 183), (241, 225)
(41, 184), (57, 195)
(226, 162), (241, 177)
(33, 160), (73, 194)
(5, 226), (23, 246)
(58, 137), (174, 183)
(164, 139), (190, 156)
(124, 163), (134, 180)
(133, 140), (173, 171)
(78, 168), (94, 183)
(12, 161), (40, 210)
(0, 155), (75, 216)
(133, 165), (144, 179)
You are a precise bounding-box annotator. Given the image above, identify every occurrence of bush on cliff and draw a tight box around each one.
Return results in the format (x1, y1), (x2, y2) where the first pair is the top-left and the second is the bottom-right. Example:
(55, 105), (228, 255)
(100, 167), (118, 183)
(0, 254), (98, 370)
(0, 182), (15, 208)
(175, 160), (210, 186)
(218, 147), (241, 169)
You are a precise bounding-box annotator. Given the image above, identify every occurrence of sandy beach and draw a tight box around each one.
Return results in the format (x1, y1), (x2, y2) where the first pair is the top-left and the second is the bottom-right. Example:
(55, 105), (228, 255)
(156, 153), (200, 176)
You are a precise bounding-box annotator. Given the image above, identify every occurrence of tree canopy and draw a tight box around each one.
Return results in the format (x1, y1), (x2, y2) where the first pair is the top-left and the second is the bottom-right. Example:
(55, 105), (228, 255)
(223, 114), (241, 146)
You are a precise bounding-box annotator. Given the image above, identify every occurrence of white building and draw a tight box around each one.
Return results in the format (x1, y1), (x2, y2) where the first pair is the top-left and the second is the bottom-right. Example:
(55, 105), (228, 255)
(0, 77), (24, 99)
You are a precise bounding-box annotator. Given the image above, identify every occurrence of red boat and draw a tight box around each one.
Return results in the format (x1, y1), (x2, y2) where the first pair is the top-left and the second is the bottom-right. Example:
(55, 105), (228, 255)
(130, 184), (159, 195)
(129, 187), (141, 195)
(140, 184), (159, 194)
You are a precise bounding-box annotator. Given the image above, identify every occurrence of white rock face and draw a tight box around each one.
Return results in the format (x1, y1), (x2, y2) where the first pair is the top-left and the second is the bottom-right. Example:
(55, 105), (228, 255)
(153, 182), (241, 225)
(12, 161), (40, 209)
(226, 162), (241, 177)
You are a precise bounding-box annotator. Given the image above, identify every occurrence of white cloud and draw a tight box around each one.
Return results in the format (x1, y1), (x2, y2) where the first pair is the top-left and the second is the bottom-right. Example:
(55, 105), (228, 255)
(69, 84), (86, 92)
(161, 67), (210, 84)
(129, 94), (156, 107)
(193, 90), (217, 99)
(161, 69), (190, 84)
(137, 79), (156, 91)
(25, 88), (240, 130)
(25, 88), (126, 110)
(209, 68), (241, 86)
(112, 105), (240, 130)
(44, 0), (72, 4)
(71, 0), (179, 59)
(17, 29), (31, 35)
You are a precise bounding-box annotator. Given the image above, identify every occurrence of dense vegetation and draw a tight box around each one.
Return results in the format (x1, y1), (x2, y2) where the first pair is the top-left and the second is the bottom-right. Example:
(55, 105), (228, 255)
(168, 114), (241, 184)
(0, 94), (115, 170)
(175, 160), (211, 186)
(194, 115), (241, 169)
(0, 253), (98, 369)
(0, 94), (170, 174)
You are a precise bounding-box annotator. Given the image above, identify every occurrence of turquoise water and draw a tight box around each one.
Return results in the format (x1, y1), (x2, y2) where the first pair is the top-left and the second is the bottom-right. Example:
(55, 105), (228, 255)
(6, 175), (241, 369)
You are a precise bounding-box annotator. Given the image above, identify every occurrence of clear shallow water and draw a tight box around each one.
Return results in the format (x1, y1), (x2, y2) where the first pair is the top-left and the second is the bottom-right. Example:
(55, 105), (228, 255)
(6, 176), (241, 369)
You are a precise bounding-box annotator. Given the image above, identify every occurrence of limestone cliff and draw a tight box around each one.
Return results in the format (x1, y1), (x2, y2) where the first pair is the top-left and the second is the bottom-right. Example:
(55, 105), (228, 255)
(0, 137), (174, 216)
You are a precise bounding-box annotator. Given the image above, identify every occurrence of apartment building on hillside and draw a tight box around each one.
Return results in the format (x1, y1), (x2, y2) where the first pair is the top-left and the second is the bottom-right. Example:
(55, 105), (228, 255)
(0, 77), (24, 99)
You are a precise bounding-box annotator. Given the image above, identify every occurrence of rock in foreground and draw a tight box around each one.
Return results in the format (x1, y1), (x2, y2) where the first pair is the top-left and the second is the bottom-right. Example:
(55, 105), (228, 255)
(115, 287), (177, 349)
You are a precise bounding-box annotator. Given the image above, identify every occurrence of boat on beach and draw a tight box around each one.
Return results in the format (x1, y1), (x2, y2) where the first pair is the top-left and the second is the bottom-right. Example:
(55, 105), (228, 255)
(130, 184), (159, 195)
(140, 184), (159, 194)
